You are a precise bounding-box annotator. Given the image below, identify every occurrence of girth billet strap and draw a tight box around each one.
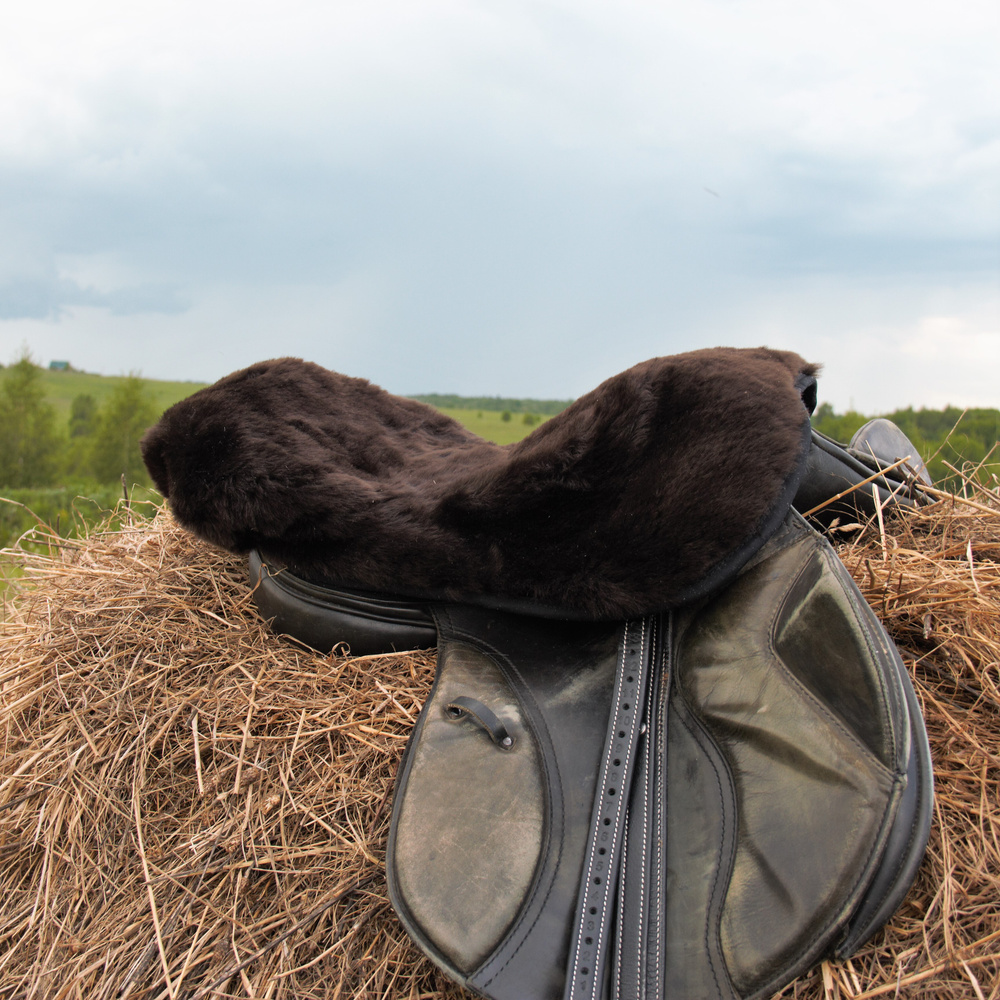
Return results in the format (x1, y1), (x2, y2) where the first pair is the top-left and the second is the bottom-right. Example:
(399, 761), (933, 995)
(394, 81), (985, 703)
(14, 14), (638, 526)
(614, 614), (673, 1000)
(564, 617), (661, 1000)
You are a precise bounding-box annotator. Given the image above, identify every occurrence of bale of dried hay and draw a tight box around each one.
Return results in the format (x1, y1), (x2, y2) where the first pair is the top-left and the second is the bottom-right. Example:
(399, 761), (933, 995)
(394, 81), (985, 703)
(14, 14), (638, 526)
(1, 488), (998, 1000)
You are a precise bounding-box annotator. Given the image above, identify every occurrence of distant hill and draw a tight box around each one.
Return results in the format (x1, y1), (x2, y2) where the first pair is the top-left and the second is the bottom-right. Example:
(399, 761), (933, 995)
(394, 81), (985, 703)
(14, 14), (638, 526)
(5, 366), (209, 421)
(0, 366), (570, 445)
(411, 393), (572, 415)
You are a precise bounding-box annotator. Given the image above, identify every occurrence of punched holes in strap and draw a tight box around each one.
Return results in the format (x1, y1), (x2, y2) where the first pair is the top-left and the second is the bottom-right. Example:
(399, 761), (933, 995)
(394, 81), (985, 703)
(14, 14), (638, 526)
(564, 619), (652, 1000)
(446, 696), (516, 750)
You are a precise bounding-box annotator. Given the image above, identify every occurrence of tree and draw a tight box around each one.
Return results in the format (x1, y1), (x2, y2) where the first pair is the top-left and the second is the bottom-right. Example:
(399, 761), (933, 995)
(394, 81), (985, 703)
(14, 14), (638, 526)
(0, 354), (61, 488)
(69, 394), (98, 438)
(89, 377), (159, 486)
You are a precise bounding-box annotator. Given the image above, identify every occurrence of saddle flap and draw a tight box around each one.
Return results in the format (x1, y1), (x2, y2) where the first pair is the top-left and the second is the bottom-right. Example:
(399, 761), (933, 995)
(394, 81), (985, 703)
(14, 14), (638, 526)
(388, 609), (631, 1000)
(389, 639), (546, 974)
(390, 515), (932, 1000)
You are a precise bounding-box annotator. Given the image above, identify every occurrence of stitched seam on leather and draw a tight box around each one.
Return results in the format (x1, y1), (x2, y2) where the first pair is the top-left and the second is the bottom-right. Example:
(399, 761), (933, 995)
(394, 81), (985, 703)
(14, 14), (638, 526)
(815, 527), (907, 772)
(618, 617), (667, 1000)
(651, 680), (661, 1000)
(615, 795), (629, 1000)
(652, 614), (670, 1000)
(633, 667), (652, 999)
(824, 549), (904, 769)
(573, 619), (646, 998)
(753, 547), (907, 993)
(818, 541), (904, 767)
(677, 706), (731, 1000)
(840, 773), (915, 951)
(440, 624), (569, 990)
(609, 617), (658, 1000)
(840, 699), (928, 951)
(566, 618), (648, 1000)
(639, 742), (651, 999)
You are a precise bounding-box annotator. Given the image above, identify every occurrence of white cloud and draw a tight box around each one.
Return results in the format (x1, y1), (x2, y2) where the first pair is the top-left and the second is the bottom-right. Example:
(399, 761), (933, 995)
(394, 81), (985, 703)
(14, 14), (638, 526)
(0, 0), (996, 411)
(715, 273), (1000, 413)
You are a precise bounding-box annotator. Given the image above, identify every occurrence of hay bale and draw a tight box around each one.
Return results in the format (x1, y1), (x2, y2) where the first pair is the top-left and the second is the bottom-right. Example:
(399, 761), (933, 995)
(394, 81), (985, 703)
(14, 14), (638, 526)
(1, 490), (998, 999)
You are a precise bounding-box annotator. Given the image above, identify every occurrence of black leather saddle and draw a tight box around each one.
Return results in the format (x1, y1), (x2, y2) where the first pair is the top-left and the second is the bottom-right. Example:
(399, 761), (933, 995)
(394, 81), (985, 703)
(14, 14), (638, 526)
(140, 348), (933, 1000)
(387, 513), (931, 1000)
(797, 418), (932, 526)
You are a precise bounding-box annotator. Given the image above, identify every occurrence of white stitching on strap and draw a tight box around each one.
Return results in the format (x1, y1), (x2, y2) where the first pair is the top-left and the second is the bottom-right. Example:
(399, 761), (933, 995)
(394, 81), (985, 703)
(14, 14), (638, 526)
(564, 618), (649, 1000)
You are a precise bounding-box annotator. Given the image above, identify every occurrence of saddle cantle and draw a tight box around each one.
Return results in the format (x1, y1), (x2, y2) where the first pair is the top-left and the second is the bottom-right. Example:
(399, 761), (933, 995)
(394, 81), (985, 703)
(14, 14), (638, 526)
(140, 347), (933, 1000)
(798, 419), (933, 527)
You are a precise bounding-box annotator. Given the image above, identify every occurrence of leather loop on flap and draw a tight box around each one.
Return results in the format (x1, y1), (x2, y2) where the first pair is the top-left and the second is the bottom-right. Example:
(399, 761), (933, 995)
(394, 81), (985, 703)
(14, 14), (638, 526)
(447, 696), (515, 750)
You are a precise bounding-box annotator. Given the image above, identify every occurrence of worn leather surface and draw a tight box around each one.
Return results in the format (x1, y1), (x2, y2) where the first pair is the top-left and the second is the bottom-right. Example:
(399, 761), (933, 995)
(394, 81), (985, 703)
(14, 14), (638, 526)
(390, 639), (546, 972)
(670, 516), (906, 998)
(387, 607), (625, 1000)
(248, 550), (437, 655)
(795, 428), (929, 526)
(388, 512), (931, 1000)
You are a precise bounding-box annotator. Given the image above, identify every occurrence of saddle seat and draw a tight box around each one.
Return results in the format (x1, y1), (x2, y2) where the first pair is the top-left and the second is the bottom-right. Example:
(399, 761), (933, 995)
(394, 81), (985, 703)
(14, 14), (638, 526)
(140, 347), (818, 620)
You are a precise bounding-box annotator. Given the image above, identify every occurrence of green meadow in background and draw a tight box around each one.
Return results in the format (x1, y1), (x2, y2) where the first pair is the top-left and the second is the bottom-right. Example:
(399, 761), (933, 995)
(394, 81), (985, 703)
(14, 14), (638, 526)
(1, 358), (997, 561)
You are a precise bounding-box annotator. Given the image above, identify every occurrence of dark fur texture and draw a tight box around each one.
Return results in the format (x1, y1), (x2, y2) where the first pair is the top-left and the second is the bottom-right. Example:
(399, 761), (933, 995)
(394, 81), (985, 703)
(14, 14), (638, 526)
(141, 348), (819, 618)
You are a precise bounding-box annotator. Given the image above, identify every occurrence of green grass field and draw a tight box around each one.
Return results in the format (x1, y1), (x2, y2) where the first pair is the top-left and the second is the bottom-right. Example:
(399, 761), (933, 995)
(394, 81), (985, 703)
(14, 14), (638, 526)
(435, 408), (549, 445)
(7, 367), (548, 445)
(30, 368), (209, 421)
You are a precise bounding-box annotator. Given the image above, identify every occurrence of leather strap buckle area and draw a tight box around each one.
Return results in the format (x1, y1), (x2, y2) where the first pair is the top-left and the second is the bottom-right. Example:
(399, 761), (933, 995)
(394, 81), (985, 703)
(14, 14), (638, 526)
(564, 618), (655, 1000)
(446, 696), (516, 750)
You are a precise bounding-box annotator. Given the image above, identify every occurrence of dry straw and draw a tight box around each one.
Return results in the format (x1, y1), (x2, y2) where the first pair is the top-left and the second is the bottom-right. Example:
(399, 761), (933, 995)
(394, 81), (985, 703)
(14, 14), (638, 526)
(1, 482), (998, 1000)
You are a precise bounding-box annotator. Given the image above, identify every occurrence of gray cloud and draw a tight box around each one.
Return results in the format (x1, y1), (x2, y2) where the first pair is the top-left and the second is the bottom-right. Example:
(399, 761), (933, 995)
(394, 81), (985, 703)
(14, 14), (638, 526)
(0, 271), (190, 321)
(0, 0), (996, 410)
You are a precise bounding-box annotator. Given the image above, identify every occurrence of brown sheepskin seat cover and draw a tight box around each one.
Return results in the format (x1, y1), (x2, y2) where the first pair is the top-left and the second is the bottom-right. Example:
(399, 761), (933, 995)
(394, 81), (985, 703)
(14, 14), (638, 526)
(141, 347), (818, 619)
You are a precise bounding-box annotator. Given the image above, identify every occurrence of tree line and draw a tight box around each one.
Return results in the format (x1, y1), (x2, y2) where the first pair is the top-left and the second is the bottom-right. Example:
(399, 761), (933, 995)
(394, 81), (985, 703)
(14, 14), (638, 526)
(0, 355), (157, 489)
(0, 355), (159, 550)
(412, 393), (572, 415)
(812, 402), (1000, 491)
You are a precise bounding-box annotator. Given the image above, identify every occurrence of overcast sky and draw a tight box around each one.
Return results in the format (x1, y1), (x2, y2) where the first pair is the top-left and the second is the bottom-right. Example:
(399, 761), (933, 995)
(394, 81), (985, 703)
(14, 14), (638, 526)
(1, 0), (997, 414)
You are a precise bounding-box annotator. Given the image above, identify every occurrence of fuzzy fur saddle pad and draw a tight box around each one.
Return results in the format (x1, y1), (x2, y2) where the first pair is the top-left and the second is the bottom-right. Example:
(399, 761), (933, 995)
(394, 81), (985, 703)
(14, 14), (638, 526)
(141, 347), (818, 620)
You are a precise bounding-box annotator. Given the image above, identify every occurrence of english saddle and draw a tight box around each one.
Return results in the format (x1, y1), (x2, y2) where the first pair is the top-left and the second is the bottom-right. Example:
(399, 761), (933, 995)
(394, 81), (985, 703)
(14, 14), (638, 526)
(141, 347), (933, 1000)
